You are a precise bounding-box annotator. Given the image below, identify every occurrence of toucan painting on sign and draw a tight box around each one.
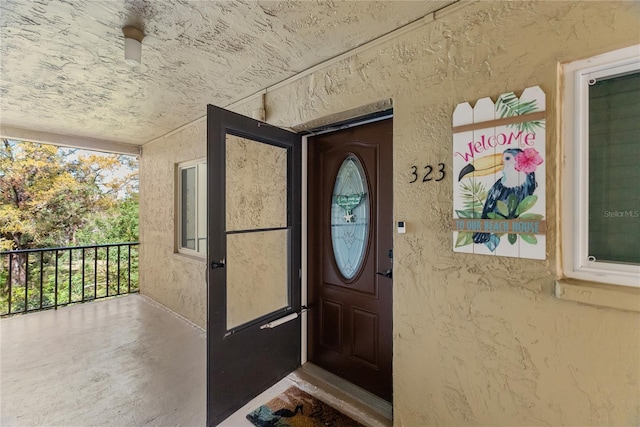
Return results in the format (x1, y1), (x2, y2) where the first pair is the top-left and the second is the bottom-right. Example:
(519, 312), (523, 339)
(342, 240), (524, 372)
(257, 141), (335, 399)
(452, 86), (546, 260)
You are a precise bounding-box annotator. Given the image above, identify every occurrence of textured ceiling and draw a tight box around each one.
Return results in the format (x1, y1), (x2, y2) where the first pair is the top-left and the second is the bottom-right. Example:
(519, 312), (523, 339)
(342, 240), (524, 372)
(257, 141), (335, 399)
(0, 0), (452, 146)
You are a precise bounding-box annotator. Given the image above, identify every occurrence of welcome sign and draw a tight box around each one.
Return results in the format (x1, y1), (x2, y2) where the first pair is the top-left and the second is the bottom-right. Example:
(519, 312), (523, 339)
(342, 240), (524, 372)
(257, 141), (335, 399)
(452, 86), (546, 260)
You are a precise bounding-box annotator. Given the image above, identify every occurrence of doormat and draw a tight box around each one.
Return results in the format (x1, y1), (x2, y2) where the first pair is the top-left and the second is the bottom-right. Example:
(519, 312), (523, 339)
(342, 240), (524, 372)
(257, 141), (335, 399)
(246, 385), (365, 427)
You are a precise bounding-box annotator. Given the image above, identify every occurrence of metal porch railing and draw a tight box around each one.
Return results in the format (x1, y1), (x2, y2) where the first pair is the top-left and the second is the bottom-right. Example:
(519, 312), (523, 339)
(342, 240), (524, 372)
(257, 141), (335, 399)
(0, 242), (139, 316)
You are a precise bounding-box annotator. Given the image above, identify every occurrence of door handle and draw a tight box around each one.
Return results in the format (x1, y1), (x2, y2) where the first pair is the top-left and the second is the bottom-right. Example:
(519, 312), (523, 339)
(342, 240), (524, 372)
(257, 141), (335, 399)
(376, 269), (392, 279)
(211, 259), (225, 269)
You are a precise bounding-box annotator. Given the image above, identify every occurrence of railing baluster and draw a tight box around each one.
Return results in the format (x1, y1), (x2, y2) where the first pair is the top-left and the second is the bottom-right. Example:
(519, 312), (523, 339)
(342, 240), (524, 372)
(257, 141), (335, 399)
(68, 249), (72, 304)
(128, 244), (131, 293)
(106, 246), (110, 297)
(55, 250), (59, 309)
(94, 247), (98, 299)
(117, 245), (121, 295)
(24, 253), (28, 312)
(81, 248), (86, 302)
(8, 253), (13, 314)
(39, 251), (44, 309)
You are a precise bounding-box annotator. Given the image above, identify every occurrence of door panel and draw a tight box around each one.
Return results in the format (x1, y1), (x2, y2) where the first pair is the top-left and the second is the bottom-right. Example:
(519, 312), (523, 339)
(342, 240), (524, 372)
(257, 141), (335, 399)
(207, 105), (301, 426)
(308, 118), (393, 402)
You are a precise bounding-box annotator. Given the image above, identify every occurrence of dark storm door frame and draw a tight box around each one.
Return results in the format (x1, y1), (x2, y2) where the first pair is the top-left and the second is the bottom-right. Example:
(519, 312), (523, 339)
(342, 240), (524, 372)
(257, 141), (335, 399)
(206, 105), (302, 426)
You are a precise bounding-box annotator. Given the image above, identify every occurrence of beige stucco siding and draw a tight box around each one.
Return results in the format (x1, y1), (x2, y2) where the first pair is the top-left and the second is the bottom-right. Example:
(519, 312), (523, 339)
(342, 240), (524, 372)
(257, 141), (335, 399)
(140, 120), (207, 328)
(140, 1), (640, 425)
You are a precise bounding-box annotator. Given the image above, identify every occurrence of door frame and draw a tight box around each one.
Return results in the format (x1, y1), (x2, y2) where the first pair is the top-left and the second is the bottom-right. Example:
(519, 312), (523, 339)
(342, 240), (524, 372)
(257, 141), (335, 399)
(300, 110), (394, 368)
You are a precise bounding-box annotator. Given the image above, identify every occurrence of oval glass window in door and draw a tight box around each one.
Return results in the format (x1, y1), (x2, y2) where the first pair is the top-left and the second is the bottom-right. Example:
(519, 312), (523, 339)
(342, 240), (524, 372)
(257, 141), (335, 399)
(331, 156), (369, 280)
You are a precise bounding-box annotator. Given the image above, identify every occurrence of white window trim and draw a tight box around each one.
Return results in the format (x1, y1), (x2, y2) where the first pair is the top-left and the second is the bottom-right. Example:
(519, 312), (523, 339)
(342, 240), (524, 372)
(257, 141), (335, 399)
(562, 44), (640, 287)
(177, 158), (207, 258)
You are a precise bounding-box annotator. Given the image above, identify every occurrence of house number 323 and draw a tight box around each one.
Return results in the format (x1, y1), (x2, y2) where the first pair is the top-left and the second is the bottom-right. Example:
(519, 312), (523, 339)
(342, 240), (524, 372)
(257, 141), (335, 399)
(409, 163), (446, 183)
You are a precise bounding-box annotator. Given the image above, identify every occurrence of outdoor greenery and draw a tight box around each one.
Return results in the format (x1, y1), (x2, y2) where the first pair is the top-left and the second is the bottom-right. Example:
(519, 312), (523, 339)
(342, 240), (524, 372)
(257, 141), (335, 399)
(0, 139), (139, 315)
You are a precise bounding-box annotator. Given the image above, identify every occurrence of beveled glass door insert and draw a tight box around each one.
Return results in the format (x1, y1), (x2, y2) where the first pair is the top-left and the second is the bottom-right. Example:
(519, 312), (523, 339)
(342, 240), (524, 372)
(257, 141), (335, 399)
(225, 134), (289, 330)
(331, 156), (369, 280)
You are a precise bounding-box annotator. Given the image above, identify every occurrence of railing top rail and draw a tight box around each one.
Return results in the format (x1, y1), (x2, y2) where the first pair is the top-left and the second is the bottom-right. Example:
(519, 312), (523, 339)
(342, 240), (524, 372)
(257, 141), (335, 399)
(0, 242), (139, 255)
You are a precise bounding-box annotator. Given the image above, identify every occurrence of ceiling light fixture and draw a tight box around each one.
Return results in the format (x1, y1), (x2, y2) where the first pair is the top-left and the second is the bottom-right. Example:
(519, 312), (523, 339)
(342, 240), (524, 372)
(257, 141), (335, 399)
(122, 26), (145, 66)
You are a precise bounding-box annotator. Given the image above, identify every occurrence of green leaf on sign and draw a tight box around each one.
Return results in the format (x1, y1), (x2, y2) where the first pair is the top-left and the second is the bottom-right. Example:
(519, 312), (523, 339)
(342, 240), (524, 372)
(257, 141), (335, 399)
(455, 232), (474, 248)
(497, 201), (509, 217)
(495, 93), (545, 132)
(518, 213), (543, 220)
(515, 195), (538, 216)
(508, 233), (517, 245)
(521, 120), (545, 133)
(486, 212), (501, 220)
(520, 234), (538, 244)
(459, 180), (488, 211)
(507, 194), (518, 216)
(455, 209), (475, 219)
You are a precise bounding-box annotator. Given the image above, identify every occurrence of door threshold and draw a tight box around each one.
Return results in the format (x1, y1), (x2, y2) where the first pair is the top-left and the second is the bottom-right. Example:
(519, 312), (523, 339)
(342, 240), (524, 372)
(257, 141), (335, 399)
(299, 362), (393, 422)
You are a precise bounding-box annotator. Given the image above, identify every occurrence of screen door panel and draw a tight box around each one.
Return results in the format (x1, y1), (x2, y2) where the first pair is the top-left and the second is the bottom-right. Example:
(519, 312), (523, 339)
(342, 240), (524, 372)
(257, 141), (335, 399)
(225, 134), (290, 330)
(226, 229), (289, 329)
(207, 104), (301, 426)
(226, 134), (287, 231)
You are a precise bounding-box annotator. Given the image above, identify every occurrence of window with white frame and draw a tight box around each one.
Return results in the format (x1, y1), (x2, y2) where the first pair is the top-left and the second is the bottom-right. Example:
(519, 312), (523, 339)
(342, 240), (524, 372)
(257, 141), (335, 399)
(178, 159), (207, 257)
(562, 45), (640, 287)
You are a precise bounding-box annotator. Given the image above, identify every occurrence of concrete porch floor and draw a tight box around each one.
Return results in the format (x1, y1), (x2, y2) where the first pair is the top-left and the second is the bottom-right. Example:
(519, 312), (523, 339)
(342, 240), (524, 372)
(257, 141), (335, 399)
(1, 295), (390, 427)
(1, 294), (206, 427)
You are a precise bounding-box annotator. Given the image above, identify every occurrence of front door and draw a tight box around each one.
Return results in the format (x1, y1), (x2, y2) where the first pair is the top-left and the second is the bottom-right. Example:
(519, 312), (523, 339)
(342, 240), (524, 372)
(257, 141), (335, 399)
(207, 105), (302, 425)
(308, 118), (393, 402)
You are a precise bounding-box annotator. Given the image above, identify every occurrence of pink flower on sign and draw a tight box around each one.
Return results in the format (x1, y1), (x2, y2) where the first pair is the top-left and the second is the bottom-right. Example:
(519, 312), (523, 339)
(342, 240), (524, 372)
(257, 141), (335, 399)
(515, 148), (543, 173)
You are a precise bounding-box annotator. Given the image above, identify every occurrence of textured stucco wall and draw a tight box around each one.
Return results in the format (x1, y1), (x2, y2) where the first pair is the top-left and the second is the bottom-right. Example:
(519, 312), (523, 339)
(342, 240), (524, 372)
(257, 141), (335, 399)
(263, 3), (640, 424)
(140, 1), (640, 424)
(139, 120), (208, 328)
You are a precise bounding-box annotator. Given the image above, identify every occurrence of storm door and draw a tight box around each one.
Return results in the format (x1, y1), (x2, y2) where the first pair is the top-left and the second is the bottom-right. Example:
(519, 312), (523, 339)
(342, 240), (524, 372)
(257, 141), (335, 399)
(206, 105), (301, 426)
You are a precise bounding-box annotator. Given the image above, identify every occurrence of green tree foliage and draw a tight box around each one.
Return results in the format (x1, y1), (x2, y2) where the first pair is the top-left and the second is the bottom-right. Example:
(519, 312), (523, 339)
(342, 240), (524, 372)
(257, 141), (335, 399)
(76, 194), (139, 244)
(0, 139), (138, 250)
(1, 140), (139, 315)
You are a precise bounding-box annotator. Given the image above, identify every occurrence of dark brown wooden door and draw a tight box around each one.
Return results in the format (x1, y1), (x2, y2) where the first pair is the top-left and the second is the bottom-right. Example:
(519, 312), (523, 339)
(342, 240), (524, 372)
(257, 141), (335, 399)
(308, 118), (393, 402)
